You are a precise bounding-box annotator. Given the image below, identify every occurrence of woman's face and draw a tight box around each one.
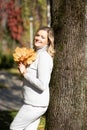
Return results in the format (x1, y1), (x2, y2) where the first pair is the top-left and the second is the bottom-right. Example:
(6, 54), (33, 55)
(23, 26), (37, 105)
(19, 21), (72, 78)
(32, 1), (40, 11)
(34, 30), (48, 49)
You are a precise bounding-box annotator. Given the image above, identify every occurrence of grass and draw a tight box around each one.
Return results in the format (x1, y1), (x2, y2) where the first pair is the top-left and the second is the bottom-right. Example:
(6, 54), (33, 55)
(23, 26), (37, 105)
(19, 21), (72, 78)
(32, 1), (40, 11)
(7, 68), (19, 75)
(0, 83), (8, 89)
(0, 111), (45, 130)
(38, 116), (46, 130)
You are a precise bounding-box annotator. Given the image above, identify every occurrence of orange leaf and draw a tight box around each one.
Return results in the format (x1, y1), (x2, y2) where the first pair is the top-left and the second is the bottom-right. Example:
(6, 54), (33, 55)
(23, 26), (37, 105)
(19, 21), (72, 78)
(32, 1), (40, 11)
(13, 47), (37, 65)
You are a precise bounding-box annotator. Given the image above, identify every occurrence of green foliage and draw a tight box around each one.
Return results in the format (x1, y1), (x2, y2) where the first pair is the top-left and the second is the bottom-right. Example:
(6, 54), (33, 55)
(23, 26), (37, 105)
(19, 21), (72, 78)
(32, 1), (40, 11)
(0, 111), (15, 130)
(0, 53), (14, 69)
(21, 0), (47, 46)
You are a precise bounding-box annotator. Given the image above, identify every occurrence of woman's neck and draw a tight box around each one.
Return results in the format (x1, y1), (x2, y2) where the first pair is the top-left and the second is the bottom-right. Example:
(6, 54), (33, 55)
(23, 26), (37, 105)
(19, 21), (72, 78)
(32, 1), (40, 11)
(36, 45), (48, 52)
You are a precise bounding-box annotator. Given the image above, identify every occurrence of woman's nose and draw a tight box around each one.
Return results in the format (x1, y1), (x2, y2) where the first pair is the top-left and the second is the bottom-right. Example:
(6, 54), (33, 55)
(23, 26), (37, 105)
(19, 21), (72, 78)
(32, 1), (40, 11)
(35, 36), (41, 40)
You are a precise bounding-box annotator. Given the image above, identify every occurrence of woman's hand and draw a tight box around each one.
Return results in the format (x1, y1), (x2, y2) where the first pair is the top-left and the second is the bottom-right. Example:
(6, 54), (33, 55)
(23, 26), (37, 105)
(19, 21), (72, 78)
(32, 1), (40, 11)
(18, 62), (26, 75)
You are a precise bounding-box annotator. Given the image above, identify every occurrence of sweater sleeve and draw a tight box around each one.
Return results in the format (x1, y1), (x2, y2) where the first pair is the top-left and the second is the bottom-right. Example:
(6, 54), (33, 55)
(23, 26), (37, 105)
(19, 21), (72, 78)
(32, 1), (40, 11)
(23, 52), (53, 92)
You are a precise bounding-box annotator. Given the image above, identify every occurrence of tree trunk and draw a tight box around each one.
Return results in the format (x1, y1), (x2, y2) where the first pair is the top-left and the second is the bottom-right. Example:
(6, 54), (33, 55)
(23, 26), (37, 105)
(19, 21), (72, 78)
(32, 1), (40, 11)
(46, 0), (87, 130)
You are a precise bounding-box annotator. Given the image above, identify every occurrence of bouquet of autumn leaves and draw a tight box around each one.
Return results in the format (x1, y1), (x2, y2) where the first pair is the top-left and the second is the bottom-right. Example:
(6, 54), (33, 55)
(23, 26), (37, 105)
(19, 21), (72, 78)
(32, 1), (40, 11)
(13, 47), (37, 66)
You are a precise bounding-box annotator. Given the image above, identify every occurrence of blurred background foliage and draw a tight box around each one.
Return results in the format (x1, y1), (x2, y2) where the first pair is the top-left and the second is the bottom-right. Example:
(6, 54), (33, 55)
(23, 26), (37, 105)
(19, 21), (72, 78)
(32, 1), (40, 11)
(0, 0), (49, 69)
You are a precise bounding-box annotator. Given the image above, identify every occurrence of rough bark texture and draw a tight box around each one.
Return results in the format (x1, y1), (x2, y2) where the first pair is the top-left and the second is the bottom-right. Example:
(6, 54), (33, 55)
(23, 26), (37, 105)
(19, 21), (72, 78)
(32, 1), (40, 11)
(46, 0), (87, 130)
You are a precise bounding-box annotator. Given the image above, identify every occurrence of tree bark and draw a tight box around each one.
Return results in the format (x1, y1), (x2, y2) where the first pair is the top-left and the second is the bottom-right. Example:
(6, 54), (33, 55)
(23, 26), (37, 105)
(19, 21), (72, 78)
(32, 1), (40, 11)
(46, 0), (87, 130)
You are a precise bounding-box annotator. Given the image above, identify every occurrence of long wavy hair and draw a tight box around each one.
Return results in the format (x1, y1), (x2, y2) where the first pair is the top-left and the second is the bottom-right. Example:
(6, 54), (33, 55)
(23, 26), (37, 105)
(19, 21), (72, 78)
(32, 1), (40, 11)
(34, 26), (55, 58)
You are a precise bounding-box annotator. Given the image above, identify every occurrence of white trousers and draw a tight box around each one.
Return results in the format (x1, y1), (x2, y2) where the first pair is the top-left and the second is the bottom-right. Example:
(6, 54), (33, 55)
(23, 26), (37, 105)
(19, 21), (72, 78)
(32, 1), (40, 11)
(10, 104), (47, 130)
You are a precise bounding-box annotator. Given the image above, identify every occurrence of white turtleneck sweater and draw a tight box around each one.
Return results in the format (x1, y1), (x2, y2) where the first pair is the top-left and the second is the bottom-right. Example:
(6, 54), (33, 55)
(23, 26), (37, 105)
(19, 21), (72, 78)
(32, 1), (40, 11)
(23, 46), (53, 107)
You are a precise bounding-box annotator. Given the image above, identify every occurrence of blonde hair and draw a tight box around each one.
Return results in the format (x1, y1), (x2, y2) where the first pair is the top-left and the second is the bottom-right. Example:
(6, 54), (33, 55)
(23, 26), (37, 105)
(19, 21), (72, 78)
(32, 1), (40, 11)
(35, 26), (55, 58)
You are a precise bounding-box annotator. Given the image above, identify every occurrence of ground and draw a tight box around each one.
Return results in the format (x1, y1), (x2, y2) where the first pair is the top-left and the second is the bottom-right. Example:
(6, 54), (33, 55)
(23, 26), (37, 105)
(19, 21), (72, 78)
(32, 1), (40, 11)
(0, 70), (23, 110)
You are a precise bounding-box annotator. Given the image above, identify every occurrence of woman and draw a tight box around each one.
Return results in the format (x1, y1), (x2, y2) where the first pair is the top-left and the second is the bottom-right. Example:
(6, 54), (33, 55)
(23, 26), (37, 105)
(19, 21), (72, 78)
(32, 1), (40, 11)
(10, 26), (55, 130)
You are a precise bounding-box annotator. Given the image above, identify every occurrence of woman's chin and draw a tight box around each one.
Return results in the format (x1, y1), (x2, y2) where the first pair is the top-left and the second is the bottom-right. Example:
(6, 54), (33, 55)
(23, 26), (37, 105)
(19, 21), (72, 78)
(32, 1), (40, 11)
(34, 44), (40, 48)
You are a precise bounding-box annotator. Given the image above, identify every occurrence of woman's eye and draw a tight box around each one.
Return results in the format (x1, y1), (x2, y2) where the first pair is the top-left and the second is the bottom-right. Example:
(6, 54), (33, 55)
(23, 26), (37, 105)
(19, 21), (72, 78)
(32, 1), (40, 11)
(41, 36), (45, 39)
(35, 34), (45, 39)
(35, 34), (39, 37)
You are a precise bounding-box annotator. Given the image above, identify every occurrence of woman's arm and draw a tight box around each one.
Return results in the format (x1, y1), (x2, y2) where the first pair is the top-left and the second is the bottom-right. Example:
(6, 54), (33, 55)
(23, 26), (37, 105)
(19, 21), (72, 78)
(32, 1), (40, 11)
(23, 52), (53, 92)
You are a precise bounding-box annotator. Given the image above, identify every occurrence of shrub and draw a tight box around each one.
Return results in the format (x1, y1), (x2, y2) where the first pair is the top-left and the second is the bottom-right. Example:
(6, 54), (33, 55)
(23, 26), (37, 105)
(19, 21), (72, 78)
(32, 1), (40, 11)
(0, 53), (14, 69)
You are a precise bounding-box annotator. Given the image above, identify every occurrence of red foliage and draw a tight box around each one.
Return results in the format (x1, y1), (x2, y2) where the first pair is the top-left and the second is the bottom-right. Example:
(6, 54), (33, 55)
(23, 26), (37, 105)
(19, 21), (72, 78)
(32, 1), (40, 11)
(6, 0), (24, 42)
(0, 0), (24, 43)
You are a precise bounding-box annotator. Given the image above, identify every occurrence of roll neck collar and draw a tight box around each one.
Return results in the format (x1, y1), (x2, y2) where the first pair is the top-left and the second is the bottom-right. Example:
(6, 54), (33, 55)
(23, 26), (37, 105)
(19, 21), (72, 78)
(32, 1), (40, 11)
(36, 45), (48, 54)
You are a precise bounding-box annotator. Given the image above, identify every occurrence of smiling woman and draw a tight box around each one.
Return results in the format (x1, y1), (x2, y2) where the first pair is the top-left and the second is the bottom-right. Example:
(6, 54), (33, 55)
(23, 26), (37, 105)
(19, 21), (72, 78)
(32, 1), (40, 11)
(34, 30), (48, 48)
(10, 26), (55, 130)
(34, 26), (55, 57)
